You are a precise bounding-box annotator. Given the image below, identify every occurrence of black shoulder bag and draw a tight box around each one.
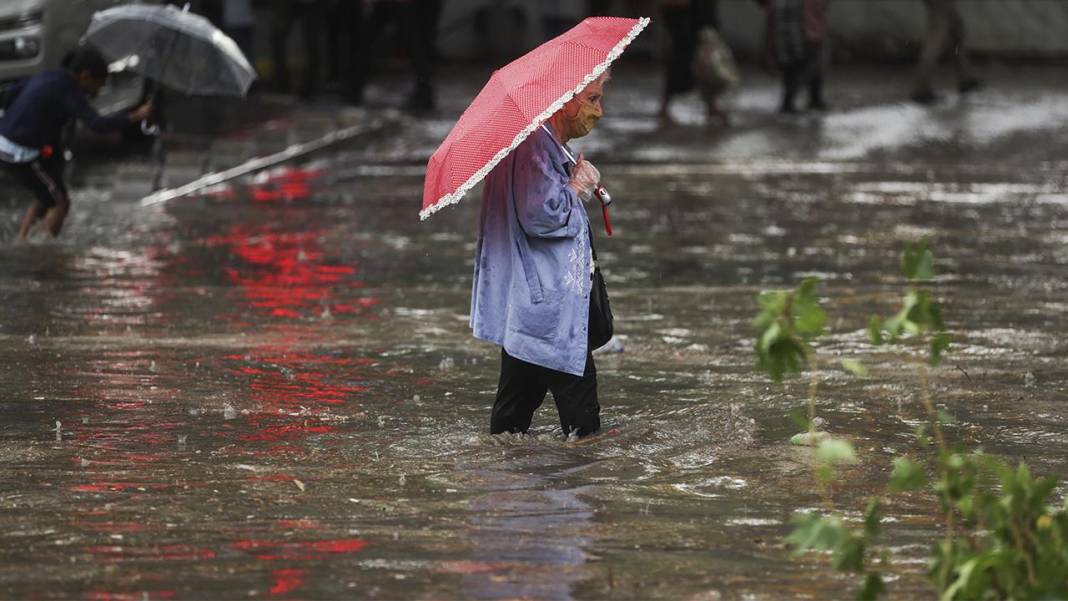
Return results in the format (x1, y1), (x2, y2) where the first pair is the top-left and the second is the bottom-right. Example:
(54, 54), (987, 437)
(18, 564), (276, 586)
(588, 232), (614, 350)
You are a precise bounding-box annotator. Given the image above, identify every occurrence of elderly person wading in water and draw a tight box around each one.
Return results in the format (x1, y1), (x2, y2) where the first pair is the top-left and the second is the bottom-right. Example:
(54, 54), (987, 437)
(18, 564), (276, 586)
(470, 73), (612, 440)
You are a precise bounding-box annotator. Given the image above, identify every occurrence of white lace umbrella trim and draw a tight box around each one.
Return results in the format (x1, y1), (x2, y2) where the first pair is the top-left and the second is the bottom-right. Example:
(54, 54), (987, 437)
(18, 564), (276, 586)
(419, 17), (650, 221)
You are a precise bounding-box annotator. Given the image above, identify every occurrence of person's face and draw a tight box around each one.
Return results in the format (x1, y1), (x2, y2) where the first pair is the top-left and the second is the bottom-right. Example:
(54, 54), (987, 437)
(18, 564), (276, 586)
(76, 71), (107, 98)
(561, 79), (605, 139)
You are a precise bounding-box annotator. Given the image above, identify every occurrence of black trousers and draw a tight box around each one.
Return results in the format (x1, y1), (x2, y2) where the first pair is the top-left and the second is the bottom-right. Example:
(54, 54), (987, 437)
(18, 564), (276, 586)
(780, 41), (825, 111)
(270, 0), (327, 97)
(346, 0), (443, 107)
(661, 2), (720, 99)
(491, 349), (600, 438)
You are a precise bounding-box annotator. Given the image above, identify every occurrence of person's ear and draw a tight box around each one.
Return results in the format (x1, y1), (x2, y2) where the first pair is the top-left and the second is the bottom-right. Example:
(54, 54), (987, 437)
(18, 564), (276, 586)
(565, 98), (581, 118)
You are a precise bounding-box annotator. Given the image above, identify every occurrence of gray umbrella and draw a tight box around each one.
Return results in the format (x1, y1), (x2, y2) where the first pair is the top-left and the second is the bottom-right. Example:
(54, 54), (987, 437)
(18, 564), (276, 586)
(83, 3), (255, 97)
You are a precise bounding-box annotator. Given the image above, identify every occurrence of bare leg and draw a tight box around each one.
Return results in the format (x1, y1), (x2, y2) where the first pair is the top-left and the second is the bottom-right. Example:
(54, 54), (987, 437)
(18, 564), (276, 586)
(16, 201), (47, 242)
(41, 199), (70, 238)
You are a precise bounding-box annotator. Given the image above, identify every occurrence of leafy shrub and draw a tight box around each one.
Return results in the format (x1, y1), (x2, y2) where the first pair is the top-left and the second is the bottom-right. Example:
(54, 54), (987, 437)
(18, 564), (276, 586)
(754, 242), (1068, 600)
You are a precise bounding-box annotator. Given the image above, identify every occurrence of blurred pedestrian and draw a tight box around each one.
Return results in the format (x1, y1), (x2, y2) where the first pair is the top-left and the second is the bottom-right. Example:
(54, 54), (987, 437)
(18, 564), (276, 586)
(657, 0), (725, 126)
(472, 74), (612, 439)
(0, 48), (152, 241)
(348, 0), (443, 113)
(911, 0), (981, 104)
(270, 0), (327, 98)
(758, 0), (829, 114)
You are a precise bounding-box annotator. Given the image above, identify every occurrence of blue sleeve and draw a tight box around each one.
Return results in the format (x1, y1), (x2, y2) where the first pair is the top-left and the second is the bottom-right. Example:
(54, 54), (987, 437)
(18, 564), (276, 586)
(512, 134), (583, 239)
(62, 86), (129, 133)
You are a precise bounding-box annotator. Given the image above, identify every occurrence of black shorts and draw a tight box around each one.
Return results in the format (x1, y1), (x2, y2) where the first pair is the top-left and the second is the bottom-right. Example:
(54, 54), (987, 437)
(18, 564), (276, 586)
(3, 155), (67, 209)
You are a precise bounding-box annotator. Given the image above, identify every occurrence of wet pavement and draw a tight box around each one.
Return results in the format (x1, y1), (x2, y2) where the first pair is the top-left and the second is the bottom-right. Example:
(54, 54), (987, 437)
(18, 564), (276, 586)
(1, 62), (1068, 599)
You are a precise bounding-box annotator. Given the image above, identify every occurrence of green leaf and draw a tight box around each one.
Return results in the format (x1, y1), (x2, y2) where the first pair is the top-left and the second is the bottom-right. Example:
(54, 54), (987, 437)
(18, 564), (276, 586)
(863, 499), (883, 538)
(883, 306), (909, 341)
(937, 410), (956, 425)
(914, 424), (929, 446)
(902, 240), (935, 281)
(929, 301), (946, 332)
(753, 279), (826, 383)
(753, 290), (787, 330)
(785, 512), (848, 555)
(858, 572), (886, 601)
(817, 438), (858, 467)
(888, 457), (927, 492)
(868, 315), (884, 345)
(833, 534), (866, 573)
(930, 332), (950, 366)
(841, 358), (869, 377)
(793, 278), (826, 338)
(788, 408), (811, 431)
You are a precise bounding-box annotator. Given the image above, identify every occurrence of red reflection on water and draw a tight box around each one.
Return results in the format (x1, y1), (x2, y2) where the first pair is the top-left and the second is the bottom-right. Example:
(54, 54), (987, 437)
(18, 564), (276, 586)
(203, 227), (366, 322)
(219, 349), (369, 416)
(269, 568), (306, 596)
(239, 422), (335, 442)
(198, 165), (326, 204)
(249, 166), (322, 203)
(232, 537), (369, 561)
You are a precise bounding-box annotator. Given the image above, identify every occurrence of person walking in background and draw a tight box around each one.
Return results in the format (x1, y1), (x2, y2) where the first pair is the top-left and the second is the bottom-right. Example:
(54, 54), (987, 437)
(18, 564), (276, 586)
(0, 49), (152, 242)
(911, 0), (981, 104)
(270, 0), (326, 98)
(657, 0), (724, 126)
(348, 0), (444, 113)
(757, 0), (829, 114)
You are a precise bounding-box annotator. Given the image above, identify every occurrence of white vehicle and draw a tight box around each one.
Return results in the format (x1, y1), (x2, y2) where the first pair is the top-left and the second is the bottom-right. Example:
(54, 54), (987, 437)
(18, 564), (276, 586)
(0, 0), (159, 114)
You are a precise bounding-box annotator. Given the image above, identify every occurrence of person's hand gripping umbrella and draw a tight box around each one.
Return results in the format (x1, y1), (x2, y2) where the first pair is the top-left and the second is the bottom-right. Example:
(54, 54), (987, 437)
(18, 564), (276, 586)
(420, 16), (648, 237)
(540, 123), (614, 235)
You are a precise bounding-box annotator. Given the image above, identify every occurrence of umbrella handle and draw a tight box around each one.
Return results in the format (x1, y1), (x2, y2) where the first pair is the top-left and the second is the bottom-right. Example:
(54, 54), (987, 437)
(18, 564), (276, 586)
(597, 190), (613, 237)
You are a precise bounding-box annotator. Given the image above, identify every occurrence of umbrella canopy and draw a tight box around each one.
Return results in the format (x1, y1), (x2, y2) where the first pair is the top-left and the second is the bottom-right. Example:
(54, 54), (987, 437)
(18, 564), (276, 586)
(83, 4), (255, 97)
(420, 16), (649, 220)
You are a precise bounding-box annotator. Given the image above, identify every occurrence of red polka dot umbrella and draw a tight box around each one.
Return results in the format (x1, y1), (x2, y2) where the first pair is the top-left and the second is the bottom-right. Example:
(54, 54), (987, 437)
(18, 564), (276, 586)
(420, 16), (650, 220)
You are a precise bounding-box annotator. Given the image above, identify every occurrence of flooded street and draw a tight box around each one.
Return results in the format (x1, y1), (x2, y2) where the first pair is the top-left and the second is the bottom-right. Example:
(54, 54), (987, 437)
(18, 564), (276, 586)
(2, 65), (1068, 599)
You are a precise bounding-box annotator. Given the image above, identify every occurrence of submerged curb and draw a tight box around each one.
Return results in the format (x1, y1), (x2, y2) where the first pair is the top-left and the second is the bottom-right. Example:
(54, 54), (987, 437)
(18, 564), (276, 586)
(140, 114), (393, 207)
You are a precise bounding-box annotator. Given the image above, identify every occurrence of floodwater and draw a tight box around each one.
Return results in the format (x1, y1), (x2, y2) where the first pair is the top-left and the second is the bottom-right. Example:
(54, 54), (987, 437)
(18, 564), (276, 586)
(2, 67), (1068, 599)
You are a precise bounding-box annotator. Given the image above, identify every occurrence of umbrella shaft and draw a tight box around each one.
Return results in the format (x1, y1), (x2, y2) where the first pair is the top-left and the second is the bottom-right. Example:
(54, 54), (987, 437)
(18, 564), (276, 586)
(540, 123), (577, 164)
(539, 123), (610, 206)
(145, 27), (184, 101)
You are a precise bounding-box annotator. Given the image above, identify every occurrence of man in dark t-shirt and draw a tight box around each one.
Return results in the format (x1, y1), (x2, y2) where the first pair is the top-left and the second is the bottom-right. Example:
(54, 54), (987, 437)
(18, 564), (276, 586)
(0, 48), (152, 242)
